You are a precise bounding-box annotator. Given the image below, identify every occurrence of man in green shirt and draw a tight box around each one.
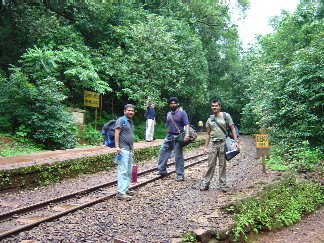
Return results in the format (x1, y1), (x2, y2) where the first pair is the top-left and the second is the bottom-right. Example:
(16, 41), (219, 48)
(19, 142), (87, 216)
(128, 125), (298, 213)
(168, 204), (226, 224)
(200, 99), (239, 191)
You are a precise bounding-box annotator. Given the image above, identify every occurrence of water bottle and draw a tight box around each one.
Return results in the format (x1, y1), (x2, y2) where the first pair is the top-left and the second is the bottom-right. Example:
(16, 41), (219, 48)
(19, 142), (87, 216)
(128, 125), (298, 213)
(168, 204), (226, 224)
(114, 153), (122, 164)
(131, 164), (138, 183)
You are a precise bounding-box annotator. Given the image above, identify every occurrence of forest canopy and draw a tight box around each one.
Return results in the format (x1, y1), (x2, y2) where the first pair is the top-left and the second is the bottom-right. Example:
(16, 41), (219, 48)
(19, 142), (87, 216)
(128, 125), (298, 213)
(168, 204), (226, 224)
(0, 1), (323, 166)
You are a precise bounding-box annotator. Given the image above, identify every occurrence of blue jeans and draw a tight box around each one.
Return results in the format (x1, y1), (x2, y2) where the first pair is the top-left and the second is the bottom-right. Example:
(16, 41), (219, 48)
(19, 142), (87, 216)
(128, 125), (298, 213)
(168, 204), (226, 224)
(117, 149), (132, 195)
(157, 136), (184, 177)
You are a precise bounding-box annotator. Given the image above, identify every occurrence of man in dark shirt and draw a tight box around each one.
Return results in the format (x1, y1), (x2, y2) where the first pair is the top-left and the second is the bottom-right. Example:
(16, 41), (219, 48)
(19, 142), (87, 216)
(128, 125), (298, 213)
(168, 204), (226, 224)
(154, 97), (190, 181)
(145, 96), (156, 142)
(115, 104), (135, 200)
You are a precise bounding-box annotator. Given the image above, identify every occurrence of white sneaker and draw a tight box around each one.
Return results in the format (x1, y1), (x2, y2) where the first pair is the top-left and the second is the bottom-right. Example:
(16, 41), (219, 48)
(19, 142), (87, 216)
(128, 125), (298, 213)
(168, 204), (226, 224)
(117, 193), (132, 201)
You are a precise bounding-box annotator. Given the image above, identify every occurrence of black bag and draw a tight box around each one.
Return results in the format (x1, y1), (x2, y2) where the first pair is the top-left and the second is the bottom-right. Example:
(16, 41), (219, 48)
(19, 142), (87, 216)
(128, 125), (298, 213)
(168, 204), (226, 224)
(169, 111), (197, 147)
(178, 127), (197, 146)
(224, 136), (240, 161)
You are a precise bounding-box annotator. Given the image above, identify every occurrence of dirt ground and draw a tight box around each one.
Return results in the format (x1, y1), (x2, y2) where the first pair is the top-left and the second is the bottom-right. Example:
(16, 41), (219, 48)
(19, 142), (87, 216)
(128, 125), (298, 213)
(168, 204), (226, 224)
(0, 134), (323, 242)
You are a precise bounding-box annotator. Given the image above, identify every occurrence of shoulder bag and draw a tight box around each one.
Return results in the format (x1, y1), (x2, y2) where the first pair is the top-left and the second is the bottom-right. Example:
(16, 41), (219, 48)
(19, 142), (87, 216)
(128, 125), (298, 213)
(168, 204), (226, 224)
(169, 111), (197, 147)
(211, 114), (240, 161)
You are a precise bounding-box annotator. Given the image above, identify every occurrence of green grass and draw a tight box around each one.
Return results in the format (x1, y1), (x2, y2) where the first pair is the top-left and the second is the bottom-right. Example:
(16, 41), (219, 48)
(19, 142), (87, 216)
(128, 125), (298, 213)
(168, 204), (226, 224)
(266, 155), (291, 171)
(0, 134), (46, 157)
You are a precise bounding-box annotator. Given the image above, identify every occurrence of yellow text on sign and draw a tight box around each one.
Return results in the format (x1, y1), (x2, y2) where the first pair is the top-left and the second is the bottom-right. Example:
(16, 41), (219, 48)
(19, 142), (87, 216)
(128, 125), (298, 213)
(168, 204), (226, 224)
(256, 134), (269, 148)
(84, 90), (99, 108)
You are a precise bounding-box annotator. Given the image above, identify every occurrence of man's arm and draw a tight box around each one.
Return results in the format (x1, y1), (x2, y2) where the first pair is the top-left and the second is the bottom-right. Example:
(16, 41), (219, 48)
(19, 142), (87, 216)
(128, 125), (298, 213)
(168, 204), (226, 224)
(181, 111), (190, 142)
(229, 125), (238, 140)
(184, 124), (190, 141)
(229, 124), (240, 148)
(203, 127), (211, 154)
(185, 124), (190, 135)
(146, 96), (150, 107)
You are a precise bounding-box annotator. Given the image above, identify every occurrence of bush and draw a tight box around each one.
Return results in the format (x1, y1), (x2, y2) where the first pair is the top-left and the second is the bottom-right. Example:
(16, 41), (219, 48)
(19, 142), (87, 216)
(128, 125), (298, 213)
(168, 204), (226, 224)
(232, 175), (324, 241)
(83, 125), (103, 146)
(267, 140), (324, 172)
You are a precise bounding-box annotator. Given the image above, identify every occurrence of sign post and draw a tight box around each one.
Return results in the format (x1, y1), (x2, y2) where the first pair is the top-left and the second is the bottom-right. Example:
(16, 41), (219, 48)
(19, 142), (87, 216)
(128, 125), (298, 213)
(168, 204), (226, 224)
(84, 90), (100, 127)
(256, 133), (270, 173)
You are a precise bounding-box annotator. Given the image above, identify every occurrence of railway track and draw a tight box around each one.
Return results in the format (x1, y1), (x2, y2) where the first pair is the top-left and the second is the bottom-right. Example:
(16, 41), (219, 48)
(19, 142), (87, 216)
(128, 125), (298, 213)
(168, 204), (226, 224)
(0, 152), (207, 240)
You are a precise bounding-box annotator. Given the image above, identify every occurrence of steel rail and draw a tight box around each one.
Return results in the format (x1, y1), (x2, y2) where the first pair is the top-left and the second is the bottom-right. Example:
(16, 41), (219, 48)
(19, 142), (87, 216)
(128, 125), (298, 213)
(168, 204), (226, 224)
(0, 152), (207, 240)
(0, 152), (204, 220)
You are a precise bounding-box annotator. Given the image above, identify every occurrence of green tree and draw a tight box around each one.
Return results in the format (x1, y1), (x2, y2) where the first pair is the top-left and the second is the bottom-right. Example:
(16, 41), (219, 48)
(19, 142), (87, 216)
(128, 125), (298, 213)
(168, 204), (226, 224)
(242, 3), (324, 150)
(151, 3), (243, 123)
(73, 4), (209, 116)
(0, 68), (77, 149)
(0, 45), (110, 149)
(0, 4), (84, 72)
(0, 3), (244, 148)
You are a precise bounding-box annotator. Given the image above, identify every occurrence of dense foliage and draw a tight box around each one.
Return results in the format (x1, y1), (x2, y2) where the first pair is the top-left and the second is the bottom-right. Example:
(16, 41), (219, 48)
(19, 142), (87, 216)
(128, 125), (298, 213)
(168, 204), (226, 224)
(0, 1), (323, 170)
(241, 3), (324, 164)
(0, 4), (323, 240)
(0, 2), (241, 149)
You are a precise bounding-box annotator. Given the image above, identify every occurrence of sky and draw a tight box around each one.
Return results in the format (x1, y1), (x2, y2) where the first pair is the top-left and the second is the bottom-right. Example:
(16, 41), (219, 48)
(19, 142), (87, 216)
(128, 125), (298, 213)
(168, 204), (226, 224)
(230, 0), (300, 49)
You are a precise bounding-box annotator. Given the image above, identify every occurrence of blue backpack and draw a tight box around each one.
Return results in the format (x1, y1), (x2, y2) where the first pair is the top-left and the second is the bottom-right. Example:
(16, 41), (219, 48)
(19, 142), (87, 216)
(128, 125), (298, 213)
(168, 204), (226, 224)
(102, 116), (127, 148)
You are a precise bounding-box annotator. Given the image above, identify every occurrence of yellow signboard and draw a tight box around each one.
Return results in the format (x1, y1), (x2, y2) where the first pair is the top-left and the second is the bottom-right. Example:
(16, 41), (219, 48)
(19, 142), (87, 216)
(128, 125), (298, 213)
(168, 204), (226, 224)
(84, 90), (99, 108)
(256, 134), (269, 148)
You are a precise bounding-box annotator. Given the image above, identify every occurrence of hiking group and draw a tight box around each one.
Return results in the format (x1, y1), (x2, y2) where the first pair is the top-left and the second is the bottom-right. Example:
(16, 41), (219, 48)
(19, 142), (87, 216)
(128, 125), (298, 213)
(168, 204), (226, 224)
(105, 97), (239, 200)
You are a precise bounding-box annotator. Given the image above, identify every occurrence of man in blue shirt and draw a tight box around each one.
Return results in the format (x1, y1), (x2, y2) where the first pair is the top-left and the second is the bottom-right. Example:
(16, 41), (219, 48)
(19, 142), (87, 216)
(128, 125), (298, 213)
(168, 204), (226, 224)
(154, 97), (190, 181)
(115, 104), (135, 200)
(145, 96), (156, 142)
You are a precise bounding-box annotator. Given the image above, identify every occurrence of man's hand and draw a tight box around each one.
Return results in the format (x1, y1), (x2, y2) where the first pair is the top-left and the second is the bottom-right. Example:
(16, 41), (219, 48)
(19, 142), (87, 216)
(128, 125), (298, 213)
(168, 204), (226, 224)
(235, 140), (240, 149)
(116, 147), (122, 154)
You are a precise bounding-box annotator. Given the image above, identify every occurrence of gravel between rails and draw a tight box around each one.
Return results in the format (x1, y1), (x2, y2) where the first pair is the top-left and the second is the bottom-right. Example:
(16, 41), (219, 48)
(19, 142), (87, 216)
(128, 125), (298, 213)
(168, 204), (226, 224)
(0, 136), (294, 242)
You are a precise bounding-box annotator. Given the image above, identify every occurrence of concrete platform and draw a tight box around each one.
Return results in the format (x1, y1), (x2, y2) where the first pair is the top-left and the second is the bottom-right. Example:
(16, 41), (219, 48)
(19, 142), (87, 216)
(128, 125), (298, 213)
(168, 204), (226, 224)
(0, 133), (206, 171)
